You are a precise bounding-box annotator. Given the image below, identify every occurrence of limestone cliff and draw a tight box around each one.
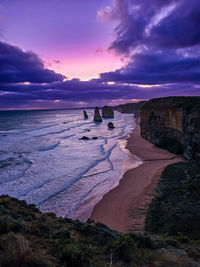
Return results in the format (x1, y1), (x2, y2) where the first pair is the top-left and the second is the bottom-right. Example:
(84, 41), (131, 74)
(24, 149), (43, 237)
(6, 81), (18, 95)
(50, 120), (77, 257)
(140, 96), (200, 161)
(102, 106), (114, 118)
(114, 101), (146, 118)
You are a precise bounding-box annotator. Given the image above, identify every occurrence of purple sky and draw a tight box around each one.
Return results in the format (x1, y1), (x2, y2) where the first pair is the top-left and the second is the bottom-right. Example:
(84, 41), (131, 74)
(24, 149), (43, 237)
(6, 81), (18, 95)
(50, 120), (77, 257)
(0, 0), (200, 110)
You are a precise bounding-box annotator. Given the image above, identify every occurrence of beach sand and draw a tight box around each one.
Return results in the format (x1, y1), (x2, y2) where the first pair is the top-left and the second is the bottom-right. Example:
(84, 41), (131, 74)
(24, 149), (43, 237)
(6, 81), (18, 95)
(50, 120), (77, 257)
(90, 122), (184, 233)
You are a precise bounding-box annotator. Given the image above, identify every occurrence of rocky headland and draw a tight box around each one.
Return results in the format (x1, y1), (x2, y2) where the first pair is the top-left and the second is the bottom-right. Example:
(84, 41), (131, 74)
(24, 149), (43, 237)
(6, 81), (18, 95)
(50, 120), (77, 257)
(140, 96), (200, 161)
(139, 96), (200, 239)
(114, 101), (146, 118)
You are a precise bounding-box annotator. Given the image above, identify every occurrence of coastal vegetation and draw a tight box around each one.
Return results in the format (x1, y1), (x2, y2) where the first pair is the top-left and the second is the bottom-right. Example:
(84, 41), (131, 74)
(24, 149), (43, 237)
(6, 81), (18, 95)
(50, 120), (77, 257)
(145, 162), (200, 240)
(0, 195), (200, 266)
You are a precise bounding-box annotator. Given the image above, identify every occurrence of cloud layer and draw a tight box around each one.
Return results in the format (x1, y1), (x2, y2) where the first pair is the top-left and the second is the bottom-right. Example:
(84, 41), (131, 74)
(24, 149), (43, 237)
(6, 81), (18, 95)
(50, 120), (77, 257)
(100, 49), (200, 85)
(0, 42), (65, 84)
(100, 0), (200, 54)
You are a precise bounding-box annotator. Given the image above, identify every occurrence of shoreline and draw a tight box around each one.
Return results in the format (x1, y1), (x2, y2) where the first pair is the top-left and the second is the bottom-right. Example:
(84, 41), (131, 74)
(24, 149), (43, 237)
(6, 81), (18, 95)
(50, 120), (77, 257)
(71, 121), (143, 222)
(90, 121), (184, 233)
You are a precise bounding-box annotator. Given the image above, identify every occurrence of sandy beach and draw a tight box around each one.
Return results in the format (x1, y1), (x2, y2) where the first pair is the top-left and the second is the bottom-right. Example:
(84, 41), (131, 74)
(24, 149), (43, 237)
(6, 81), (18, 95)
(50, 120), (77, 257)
(90, 122), (184, 233)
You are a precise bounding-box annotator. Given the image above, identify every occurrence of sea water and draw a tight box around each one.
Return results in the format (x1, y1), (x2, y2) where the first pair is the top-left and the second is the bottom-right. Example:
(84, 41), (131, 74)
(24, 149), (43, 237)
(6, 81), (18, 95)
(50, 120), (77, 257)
(0, 109), (142, 219)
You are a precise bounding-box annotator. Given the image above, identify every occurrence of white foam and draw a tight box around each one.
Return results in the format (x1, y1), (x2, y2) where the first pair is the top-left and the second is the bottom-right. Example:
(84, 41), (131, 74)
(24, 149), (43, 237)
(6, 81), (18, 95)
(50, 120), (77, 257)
(0, 109), (141, 220)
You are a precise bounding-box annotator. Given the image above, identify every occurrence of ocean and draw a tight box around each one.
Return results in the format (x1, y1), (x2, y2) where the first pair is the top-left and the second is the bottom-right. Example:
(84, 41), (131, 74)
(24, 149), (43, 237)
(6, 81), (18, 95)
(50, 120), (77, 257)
(0, 108), (142, 220)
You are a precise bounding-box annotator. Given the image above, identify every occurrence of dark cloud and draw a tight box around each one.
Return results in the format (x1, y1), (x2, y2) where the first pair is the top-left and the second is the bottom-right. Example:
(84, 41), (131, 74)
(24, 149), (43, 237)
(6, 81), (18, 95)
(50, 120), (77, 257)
(100, 49), (200, 85)
(0, 42), (65, 84)
(106, 0), (200, 54)
(1, 1), (200, 113)
(1, 73), (200, 110)
(150, 0), (200, 49)
(97, 0), (200, 98)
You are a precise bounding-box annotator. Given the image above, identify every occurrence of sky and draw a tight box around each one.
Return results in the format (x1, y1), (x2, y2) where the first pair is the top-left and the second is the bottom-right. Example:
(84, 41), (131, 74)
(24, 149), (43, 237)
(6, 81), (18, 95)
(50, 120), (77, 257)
(0, 0), (200, 110)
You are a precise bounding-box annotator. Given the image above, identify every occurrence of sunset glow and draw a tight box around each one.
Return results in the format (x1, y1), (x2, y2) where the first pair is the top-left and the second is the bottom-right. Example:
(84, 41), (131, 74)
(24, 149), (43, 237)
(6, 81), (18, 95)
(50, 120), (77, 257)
(0, 0), (200, 110)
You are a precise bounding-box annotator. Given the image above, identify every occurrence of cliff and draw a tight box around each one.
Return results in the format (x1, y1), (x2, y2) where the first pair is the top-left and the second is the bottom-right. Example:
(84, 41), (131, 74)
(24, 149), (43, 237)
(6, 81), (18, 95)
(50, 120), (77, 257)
(114, 101), (146, 118)
(140, 96), (200, 161)
(142, 97), (200, 239)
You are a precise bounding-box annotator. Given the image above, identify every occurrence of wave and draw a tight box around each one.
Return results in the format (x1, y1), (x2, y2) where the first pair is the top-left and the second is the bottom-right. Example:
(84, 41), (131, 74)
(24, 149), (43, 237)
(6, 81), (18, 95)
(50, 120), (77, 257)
(38, 142), (60, 152)
(0, 123), (57, 135)
(18, 144), (117, 205)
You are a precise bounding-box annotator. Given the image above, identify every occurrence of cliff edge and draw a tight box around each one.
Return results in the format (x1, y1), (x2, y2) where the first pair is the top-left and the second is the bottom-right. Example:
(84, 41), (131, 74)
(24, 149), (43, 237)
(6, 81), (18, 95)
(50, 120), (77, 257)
(142, 97), (200, 239)
(140, 96), (200, 162)
(114, 101), (146, 118)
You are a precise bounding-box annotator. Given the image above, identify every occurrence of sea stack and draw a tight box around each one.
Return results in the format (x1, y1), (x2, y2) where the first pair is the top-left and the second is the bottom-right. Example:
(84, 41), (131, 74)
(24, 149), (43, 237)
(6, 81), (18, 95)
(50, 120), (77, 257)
(102, 106), (114, 118)
(83, 110), (88, 119)
(94, 107), (102, 123)
(108, 122), (115, 129)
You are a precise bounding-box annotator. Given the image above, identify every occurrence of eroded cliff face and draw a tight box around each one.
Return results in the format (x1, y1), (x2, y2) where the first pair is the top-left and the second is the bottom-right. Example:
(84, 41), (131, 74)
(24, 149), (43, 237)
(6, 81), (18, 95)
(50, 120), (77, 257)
(114, 101), (146, 118)
(140, 97), (200, 161)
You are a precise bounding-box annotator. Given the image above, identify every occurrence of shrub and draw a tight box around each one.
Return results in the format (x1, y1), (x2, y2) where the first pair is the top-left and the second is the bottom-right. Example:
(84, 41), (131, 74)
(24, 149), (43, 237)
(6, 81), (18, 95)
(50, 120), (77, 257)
(164, 238), (178, 248)
(10, 219), (25, 233)
(130, 233), (162, 249)
(0, 234), (54, 267)
(53, 228), (70, 239)
(0, 216), (9, 234)
(72, 221), (117, 245)
(93, 223), (117, 245)
(60, 242), (93, 267)
(174, 235), (190, 243)
(0, 215), (25, 234)
(107, 234), (136, 262)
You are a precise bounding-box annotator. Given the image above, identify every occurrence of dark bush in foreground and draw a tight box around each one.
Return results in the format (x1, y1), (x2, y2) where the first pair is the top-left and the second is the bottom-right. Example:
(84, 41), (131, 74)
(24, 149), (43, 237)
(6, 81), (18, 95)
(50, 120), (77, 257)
(60, 242), (93, 267)
(106, 234), (136, 262)
(0, 195), (200, 266)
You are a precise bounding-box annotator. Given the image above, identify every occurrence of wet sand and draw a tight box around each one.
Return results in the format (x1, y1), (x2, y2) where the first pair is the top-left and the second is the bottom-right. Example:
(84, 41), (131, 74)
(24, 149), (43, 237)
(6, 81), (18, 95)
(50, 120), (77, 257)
(90, 123), (183, 233)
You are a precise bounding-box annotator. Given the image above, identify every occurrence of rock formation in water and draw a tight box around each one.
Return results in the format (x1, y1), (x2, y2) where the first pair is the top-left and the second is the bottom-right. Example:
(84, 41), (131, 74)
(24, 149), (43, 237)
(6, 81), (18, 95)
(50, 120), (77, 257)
(80, 136), (90, 140)
(93, 107), (102, 123)
(140, 96), (200, 161)
(83, 110), (88, 119)
(102, 106), (114, 118)
(108, 122), (115, 129)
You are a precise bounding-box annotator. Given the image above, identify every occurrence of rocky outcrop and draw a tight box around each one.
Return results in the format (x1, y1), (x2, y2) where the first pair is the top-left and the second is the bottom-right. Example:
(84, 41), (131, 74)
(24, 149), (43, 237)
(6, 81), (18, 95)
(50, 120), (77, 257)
(140, 96), (200, 161)
(108, 122), (115, 129)
(93, 107), (102, 123)
(102, 106), (114, 118)
(80, 136), (90, 140)
(83, 110), (88, 119)
(114, 101), (146, 118)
